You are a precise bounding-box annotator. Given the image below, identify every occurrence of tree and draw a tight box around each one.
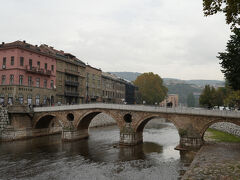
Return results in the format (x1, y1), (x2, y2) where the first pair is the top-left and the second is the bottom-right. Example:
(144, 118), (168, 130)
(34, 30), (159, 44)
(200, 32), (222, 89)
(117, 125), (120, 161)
(203, 0), (240, 28)
(224, 90), (240, 108)
(199, 85), (216, 108)
(213, 87), (227, 107)
(218, 28), (240, 90)
(133, 72), (167, 105)
(187, 93), (195, 107)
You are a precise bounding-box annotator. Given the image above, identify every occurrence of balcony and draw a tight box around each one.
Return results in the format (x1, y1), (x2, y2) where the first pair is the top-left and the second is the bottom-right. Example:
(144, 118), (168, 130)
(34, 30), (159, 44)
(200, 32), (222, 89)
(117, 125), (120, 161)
(64, 91), (79, 97)
(25, 66), (52, 76)
(64, 69), (85, 77)
(65, 80), (79, 86)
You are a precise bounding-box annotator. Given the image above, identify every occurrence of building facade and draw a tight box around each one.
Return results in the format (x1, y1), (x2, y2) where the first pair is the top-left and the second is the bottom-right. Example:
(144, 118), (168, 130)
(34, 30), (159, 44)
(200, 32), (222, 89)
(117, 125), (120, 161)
(86, 65), (102, 103)
(0, 41), (56, 106)
(101, 72), (125, 103)
(39, 45), (86, 105)
(0, 40), (137, 106)
(160, 94), (179, 107)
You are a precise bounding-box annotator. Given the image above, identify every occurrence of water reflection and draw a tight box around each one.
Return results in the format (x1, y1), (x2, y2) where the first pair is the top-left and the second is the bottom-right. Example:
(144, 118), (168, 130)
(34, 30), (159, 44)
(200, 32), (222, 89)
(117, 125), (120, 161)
(0, 119), (195, 180)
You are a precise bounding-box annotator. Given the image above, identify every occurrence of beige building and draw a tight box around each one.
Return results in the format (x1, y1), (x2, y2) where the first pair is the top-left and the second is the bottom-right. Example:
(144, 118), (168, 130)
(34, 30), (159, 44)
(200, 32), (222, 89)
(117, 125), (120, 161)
(86, 65), (102, 103)
(101, 72), (125, 103)
(40, 45), (86, 104)
(160, 94), (179, 107)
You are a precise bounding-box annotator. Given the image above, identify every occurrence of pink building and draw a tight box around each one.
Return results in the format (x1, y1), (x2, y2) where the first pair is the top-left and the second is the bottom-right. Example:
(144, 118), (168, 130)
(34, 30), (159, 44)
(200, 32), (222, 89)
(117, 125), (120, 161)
(0, 41), (56, 105)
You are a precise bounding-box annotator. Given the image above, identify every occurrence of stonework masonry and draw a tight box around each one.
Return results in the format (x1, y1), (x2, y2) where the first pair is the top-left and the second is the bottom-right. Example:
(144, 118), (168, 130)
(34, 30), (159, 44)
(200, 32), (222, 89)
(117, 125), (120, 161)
(210, 122), (240, 137)
(89, 113), (116, 128)
(0, 107), (9, 132)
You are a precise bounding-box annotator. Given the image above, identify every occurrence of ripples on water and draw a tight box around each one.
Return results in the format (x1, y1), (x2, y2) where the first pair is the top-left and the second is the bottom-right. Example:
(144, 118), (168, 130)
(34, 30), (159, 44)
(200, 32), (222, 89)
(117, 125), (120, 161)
(0, 119), (194, 180)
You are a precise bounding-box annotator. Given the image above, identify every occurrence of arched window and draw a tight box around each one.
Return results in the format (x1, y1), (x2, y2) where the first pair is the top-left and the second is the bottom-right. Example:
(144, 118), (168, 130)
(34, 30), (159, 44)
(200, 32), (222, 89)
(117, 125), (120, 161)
(18, 94), (24, 104)
(27, 94), (32, 105)
(36, 95), (40, 106)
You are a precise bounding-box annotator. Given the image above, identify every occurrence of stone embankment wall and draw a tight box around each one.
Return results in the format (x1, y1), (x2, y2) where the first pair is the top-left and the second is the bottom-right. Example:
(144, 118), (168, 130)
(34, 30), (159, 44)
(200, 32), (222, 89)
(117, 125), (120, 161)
(0, 107), (9, 132)
(210, 122), (240, 137)
(89, 113), (116, 128)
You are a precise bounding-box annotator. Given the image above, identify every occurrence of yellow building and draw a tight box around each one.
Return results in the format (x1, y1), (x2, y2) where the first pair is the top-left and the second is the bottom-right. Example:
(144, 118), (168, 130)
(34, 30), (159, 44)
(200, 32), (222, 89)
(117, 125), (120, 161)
(160, 94), (179, 107)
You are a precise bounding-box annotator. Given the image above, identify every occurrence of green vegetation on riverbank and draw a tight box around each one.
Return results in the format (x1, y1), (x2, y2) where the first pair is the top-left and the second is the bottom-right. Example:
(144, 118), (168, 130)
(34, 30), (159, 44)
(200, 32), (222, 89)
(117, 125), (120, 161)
(207, 128), (240, 142)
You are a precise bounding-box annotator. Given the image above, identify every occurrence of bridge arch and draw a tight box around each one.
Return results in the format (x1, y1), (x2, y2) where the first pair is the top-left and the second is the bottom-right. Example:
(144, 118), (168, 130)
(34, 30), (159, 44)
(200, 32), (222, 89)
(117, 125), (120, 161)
(135, 114), (179, 133)
(200, 118), (240, 138)
(34, 113), (63, 129)
(76, 110), (120, 130)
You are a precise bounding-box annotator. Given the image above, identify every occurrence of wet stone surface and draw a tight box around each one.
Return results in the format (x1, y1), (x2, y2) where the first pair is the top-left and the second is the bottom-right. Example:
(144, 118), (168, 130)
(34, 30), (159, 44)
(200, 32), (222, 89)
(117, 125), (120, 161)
(182, 142), (240, 180)
(0, 119), (194, 180)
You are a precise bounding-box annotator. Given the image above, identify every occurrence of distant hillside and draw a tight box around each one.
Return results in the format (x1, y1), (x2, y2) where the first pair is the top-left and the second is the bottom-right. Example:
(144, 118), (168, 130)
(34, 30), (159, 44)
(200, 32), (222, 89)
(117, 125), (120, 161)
(110, 72), (224, 87)
(110, 72), (224, 106)
(186, 80), (224, 87)
(109, 72), (141, 82)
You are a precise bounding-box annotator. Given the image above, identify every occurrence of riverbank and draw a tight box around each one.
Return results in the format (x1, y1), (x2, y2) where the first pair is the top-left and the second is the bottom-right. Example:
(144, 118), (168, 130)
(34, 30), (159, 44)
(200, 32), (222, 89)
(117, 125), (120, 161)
(182, 142), (240, 179)
(204, 128), (240, 142)
(183, 129), (240, 179)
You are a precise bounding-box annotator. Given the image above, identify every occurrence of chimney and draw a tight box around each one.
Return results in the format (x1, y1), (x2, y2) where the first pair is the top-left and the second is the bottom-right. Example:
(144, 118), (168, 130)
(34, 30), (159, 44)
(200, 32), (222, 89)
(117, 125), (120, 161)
(35, 45), (38, 47)
(2, 42), (4, 45)
(23, 40), (26, 43)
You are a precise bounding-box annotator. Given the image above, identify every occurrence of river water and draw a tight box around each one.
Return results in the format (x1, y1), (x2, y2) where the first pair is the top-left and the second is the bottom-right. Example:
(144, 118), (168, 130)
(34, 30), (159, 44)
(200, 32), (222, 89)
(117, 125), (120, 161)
(0, 119), (195, 180)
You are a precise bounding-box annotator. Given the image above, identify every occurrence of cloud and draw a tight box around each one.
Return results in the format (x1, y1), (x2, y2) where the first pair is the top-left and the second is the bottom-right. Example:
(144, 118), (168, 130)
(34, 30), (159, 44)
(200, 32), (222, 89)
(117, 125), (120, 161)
(0, 0), (231, 80)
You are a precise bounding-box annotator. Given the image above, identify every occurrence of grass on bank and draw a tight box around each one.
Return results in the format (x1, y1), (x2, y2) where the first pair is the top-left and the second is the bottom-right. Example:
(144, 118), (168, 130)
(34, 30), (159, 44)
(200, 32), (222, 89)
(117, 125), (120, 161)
(206, 128), (240, 142)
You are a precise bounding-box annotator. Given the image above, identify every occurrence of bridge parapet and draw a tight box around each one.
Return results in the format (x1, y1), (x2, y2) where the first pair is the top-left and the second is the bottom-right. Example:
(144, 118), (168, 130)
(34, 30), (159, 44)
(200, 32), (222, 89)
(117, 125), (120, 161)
(34, 103), (240, 119)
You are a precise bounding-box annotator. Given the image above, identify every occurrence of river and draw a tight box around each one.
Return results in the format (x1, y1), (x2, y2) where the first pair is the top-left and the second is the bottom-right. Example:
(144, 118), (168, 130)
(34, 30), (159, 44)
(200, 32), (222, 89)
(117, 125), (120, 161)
(0, 119), (195, 180)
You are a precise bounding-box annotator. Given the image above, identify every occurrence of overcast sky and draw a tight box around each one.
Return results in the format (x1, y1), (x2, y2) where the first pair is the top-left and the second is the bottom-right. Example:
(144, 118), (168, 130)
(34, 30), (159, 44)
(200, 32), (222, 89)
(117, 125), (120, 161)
(0, 0), (232, 80)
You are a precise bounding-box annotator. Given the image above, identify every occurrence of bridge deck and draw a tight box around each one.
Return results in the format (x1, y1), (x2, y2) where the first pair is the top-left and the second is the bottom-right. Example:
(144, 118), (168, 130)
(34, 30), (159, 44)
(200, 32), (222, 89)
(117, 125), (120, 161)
(33, 103), (240, 119)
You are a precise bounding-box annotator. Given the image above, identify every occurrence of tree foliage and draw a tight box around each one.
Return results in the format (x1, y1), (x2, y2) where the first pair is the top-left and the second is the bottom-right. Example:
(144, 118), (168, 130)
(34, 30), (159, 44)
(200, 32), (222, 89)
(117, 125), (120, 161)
(133, 72), (167, 105)
(203, 0), (240, 28)
(199, 85), (216, 108)
(218, 28), (240, 90)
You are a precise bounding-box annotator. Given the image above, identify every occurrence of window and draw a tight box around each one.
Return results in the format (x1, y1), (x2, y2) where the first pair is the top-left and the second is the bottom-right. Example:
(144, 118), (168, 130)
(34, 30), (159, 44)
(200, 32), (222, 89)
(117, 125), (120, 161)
(18, 94), (23, 104)
(11, 56), (14, 66)
(44, 79), (47, 88)
(37, 61), (40, 68)
(8, 94), (13, 105)
(0, 94), (5, 105)
(50, 80), (54, 89)
(28, 76), (32, 86)
(43, 95), (47, 105)
(36, 78), (40, 87)
(44, 63), (47, 70)
(19, 75), (23, 85)
(20, 57), (24, 66)
(35, 95), (40, 106)
(29, 59), (32, 69)
(51, 65), (54, 71)
(1, 75), (5, 85)
(9, 74), (14, 85)
(2, 57), (6, 68)
(27, 94), (32, 105)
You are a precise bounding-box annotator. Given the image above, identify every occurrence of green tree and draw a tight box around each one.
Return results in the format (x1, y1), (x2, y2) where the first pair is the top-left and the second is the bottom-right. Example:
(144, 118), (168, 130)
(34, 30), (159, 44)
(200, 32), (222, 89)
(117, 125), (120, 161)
(199, 85), (216, 108)
(224, 90), (240, 108)
(214, 87), (227, 107)
(187, 93), (195, 107)
(218, 28), (240, 91)
(133, 72), (167, 105)
(203, 0), (240, 28)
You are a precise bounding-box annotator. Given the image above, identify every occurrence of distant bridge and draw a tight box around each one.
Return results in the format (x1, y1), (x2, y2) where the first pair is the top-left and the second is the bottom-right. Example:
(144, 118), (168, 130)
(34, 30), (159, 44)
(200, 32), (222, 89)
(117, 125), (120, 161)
(3, 104), (240, 149)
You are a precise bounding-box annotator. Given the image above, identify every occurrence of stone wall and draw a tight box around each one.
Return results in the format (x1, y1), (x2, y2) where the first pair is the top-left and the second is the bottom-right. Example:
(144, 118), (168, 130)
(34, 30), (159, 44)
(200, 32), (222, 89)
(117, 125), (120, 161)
(0, 107), (10, 132)
(210, 122), (240, 137)
(89, 113), (116, 128)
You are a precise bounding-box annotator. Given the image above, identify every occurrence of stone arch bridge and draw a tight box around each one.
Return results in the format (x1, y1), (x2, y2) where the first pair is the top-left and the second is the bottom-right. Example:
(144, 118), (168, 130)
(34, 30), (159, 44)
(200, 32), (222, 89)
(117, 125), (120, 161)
(3, 104), (240, 149)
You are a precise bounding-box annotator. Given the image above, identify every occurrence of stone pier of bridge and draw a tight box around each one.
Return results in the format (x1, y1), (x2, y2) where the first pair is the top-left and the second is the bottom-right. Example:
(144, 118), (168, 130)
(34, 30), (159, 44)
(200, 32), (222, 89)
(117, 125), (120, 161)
(1, 104), (240, 150)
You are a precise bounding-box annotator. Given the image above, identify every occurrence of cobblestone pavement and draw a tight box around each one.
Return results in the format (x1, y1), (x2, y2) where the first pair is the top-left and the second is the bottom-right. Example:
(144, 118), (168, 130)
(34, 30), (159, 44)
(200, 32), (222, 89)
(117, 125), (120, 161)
(182, 142), (240, 180)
